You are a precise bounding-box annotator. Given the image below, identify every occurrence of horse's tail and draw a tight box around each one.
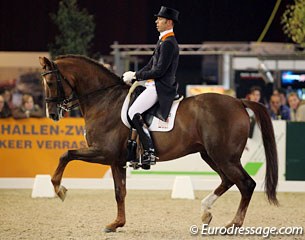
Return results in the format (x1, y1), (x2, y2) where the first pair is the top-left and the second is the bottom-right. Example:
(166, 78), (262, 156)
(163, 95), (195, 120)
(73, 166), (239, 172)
(241, 99), (279, 205)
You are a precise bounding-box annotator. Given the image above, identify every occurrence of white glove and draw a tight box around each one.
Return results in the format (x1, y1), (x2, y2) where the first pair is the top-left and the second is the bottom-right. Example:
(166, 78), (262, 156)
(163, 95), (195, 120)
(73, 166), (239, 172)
(123, 71), (135, 85)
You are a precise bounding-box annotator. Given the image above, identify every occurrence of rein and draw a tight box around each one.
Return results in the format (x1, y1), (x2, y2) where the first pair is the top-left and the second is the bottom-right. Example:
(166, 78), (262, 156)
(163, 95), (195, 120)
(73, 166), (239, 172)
(41, 62), (119, 112)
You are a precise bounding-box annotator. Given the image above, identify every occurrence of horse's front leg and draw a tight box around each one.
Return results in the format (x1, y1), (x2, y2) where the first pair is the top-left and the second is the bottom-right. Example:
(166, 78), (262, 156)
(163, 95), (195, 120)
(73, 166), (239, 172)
(51, 147), (105, 201)
(105, 163), (127, 232)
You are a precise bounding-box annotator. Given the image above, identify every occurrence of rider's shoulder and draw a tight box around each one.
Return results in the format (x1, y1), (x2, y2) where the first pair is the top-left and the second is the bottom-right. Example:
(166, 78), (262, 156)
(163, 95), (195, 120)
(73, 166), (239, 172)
(161, 39), (176, 48)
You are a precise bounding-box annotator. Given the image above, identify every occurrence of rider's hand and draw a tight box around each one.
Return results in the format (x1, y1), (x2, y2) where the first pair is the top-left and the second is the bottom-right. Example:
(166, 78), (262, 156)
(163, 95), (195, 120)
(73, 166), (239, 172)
(123, 71), (135, 85)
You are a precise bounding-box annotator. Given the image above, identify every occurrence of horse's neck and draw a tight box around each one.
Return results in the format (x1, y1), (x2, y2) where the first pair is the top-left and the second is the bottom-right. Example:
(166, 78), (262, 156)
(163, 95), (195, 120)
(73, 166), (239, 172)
(58, 58), (116, 95)
(73, 70), (111, 95)
(78, 82), (128, 120)
(61, 59), (128, 119)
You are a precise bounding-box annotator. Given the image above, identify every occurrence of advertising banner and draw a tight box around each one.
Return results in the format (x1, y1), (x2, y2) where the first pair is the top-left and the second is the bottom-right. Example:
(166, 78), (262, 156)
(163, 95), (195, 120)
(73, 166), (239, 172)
(0, 118), (109, 178)
(0, 118), (287, 181)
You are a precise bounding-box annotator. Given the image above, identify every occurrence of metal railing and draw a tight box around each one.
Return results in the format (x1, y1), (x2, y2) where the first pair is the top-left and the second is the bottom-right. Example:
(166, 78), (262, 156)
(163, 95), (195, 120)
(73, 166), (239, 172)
(110, 41), (305, 87)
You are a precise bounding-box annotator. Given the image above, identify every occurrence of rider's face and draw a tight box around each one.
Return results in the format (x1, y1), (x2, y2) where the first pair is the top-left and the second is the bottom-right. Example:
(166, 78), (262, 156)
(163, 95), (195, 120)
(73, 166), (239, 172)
(155, 17), (172, 33)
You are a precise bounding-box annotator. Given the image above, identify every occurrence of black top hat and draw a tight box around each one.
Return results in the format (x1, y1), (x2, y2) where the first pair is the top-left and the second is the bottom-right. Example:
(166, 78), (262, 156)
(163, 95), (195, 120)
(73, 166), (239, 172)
(155, 6), (179, 23)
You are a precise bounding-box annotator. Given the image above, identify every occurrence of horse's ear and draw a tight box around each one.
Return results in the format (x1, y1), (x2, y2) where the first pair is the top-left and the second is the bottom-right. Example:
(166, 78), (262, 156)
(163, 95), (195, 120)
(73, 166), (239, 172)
(39, 56), (52, 68)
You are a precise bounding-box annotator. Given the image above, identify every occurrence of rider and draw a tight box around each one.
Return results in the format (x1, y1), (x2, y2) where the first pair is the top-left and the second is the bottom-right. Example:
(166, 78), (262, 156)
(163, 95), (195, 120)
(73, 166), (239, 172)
(123, 6), (180, 166)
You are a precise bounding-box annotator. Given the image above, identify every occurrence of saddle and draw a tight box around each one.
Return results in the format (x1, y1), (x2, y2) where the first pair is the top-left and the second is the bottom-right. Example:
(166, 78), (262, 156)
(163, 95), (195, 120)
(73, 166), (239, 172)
(127, 85), (181, 127)
(121, 81), (183, 132)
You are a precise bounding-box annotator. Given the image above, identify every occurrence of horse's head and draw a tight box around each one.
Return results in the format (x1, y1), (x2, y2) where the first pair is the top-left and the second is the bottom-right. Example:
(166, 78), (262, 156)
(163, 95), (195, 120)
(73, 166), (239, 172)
(39, 56), (76, 121)
(39, 55), (127, 121)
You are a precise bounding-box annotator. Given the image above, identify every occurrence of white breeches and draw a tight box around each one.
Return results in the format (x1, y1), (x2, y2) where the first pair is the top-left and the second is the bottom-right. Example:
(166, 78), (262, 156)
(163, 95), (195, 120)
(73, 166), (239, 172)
(128, 84), (158, 120)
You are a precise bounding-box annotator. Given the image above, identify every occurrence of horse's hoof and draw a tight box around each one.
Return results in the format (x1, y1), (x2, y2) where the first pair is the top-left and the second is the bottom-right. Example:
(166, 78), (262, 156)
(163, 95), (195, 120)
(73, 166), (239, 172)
(225, 221), (241, 229)
(104, 227), (116, 233)
(201, 211), (213, 225)
(57, 185), (67, 202)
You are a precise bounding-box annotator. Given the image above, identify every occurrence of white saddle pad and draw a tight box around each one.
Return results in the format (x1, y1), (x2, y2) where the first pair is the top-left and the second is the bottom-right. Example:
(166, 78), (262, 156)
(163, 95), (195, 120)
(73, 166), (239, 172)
(121, 82), (183, 132)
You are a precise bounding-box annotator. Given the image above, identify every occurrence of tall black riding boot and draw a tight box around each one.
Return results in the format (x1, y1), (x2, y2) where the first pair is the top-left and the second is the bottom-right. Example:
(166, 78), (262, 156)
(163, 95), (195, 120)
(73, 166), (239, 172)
(131, 113), (156, 166)
(126, 129), (138, 163)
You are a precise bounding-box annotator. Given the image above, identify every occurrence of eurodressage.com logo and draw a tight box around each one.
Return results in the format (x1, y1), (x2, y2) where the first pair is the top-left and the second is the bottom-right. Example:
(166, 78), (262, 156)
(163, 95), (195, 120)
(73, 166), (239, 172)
(189, 224), (304, 238)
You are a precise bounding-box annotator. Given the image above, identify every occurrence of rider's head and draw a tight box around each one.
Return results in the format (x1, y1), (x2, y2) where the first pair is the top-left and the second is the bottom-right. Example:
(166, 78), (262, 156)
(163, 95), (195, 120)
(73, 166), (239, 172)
(154, 6), (179, 33)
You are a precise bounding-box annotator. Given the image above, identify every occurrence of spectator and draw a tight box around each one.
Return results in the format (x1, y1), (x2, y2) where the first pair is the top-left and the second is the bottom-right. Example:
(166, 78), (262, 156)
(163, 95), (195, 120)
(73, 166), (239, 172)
(273, 88), (288, 107)
(12, 94), (44, 119)
(248, 86), (262, 103)
(3, 89), (14, 109)
(247, 86), (262, 138)
(287, 92), (305, 121)
(268, 94), (290, 120)
(272, 88), (290, 117)
(0, 94), (12, 118)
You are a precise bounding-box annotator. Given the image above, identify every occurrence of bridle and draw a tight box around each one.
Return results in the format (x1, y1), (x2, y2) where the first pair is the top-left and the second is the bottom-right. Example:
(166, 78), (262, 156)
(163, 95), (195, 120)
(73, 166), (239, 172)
(41, 62), (79, 112)
(41, 61), (121, 113)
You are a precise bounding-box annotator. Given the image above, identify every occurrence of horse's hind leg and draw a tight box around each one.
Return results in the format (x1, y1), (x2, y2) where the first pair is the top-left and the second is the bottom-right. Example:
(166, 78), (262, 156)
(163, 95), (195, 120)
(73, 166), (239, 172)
(51, 148), (105, 201)
(104, 163), (126, 232)
(219, 161), (256, 228)
(200, 152), (234, 225)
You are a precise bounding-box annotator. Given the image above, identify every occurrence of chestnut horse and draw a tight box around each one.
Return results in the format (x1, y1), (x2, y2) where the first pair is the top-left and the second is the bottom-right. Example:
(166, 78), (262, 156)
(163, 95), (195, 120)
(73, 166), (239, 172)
(39, 55), (278, 232)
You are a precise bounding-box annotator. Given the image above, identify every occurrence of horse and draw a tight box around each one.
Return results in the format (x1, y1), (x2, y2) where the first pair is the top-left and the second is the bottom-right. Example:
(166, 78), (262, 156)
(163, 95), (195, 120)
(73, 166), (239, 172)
(39, 55), (278, 232)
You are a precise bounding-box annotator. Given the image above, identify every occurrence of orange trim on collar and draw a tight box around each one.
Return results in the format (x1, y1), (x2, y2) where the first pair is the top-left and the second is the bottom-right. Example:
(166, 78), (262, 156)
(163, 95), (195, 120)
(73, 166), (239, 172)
(161, 32), (175, 41)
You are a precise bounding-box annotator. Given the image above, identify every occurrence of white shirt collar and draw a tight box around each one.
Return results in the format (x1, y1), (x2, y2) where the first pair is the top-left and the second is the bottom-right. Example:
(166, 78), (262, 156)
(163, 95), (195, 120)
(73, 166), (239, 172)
(159, 29), (174, 40)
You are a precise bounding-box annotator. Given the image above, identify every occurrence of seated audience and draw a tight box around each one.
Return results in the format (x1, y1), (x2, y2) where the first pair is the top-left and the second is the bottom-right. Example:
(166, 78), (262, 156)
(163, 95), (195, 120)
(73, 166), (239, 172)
(268, 94), (290, 120)
(287, 92), (305, 121)
(247, 86), (262, 138)
(0, 94), (12, 118)
(3, 89), (14, 109)
(248, 86), (262, 103)
(12, 94), (44, 119)
(273, 88), (288, 107)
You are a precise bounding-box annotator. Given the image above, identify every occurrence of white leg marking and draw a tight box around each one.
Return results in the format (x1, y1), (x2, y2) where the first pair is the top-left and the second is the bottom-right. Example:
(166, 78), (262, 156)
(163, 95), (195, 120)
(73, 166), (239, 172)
(201, 193), (218, 212)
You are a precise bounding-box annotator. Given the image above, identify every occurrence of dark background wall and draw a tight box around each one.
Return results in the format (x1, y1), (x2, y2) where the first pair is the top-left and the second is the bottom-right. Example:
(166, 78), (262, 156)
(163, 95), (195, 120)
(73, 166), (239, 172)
(0, 0), (296, 96)
(0, 0), (294, 54)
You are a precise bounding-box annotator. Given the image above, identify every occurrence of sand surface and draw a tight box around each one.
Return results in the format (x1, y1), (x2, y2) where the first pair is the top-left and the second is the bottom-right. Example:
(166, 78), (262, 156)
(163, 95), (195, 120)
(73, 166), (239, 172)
(0, 189), (304, 239)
